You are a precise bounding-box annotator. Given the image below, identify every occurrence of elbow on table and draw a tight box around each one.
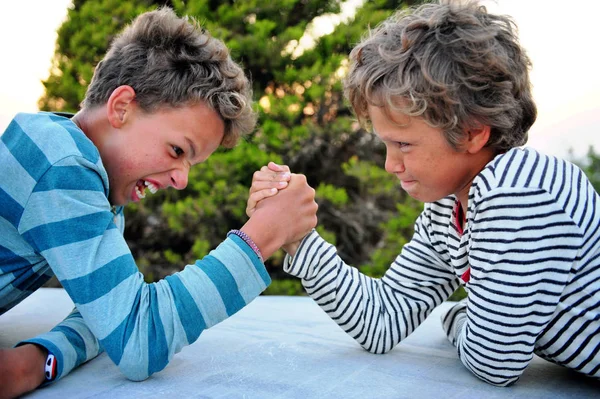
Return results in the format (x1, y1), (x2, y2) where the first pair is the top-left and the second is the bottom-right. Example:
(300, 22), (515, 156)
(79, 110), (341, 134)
(112, 345), (172, 381)
(458, 348), (522, 387)
(118, 364), (152, 382)
(472, 370), (520, 387)
(117, 356), (168, 382)
(361, 341), (394, 355)
(485, 377), (519, 387)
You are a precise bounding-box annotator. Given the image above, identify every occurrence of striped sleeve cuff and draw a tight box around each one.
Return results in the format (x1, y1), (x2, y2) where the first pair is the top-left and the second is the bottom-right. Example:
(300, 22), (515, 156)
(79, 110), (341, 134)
(283, 230), (332, 279)
(18, 308), (102, 384)
(224, 235), (270, 288)
(441, 299), (468, 347)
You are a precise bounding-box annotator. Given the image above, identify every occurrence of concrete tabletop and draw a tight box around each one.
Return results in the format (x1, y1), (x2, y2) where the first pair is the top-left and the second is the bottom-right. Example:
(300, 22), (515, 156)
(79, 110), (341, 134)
(1, 288), (598, 398)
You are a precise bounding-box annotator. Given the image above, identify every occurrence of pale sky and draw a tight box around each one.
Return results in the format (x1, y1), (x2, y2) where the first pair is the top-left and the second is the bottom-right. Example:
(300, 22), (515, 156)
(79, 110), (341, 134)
(1, 0), (598, 160)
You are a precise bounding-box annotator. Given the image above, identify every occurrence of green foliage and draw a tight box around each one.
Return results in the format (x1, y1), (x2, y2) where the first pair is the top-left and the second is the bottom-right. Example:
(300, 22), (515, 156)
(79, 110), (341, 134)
(448, 287), (467, 302)
(39, 0), (158, 111)
(572, 146), (600, 192)
(316, 225), (337, 245)
(191, 239), (211, 259)
(316, 183), (349, 207)
(163, 249), (182, 265)
(264, 278), (306, 296)
(361, 199), (423, 277)
(343, 157), (399, 196)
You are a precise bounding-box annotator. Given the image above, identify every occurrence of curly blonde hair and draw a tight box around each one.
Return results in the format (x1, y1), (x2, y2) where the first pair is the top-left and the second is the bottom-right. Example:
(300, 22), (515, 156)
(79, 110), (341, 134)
(344, 0), (536, 152)
(83, 7), (255, 147)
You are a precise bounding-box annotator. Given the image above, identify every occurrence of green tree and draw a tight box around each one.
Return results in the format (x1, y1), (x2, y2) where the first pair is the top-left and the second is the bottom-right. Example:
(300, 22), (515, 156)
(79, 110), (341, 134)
(574, 146), (600, 192)
(40, 0), (428, 294)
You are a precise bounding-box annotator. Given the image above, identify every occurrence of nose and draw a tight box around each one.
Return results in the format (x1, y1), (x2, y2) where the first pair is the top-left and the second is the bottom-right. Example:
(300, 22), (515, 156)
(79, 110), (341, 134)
(384, 147), (405, 175)
(170, 167), (189, 190)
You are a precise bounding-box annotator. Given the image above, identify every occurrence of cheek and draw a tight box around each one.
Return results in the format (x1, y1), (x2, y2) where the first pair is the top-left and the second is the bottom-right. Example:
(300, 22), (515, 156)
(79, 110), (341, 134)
(112, 154), (154, 183)
(118, 156), (141, 173)
(131, 146), (165, 168)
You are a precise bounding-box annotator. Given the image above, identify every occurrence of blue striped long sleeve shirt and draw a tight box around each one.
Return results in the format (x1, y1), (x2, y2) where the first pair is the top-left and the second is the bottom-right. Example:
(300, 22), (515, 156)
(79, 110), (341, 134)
(284, 147), (600, 386)
(0, 112), (270, 381)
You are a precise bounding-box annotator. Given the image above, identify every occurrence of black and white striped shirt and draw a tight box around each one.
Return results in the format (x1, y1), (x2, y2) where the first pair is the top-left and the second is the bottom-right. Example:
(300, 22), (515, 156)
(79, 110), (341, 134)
(284, 147), (600, 386)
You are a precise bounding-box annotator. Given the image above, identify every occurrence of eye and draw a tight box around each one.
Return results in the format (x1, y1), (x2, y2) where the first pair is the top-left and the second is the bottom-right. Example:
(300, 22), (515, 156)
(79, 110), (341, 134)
(172, 145), (184, 157)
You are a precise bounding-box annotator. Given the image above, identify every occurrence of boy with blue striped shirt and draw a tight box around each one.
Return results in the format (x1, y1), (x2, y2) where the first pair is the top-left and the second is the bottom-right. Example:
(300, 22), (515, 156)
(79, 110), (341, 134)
(250, 0), (600, 387)
(0, 8), (317, 398)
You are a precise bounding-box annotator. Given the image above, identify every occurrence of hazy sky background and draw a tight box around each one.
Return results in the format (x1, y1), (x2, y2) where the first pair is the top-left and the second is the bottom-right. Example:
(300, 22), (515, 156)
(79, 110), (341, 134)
(1, 0), (598, 160)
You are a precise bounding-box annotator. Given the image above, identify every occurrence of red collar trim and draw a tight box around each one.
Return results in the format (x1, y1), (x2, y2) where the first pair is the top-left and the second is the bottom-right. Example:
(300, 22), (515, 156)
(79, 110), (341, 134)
(460, 268), (471, 283)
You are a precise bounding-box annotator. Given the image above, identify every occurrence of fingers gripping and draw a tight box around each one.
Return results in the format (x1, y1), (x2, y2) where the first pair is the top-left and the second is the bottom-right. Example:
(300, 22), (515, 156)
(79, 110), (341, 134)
(247, 162), (292, 217)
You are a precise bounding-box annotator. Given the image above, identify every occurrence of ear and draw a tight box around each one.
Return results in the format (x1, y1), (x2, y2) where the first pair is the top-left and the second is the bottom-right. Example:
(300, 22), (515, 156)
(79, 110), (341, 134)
(106, 85), (136, 128)
(464, 124), (491, 154)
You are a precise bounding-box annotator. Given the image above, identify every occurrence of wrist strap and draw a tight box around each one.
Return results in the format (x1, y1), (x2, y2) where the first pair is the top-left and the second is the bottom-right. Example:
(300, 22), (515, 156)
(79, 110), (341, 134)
(45, 352), (57, 381)
(227, 229), (264, 263)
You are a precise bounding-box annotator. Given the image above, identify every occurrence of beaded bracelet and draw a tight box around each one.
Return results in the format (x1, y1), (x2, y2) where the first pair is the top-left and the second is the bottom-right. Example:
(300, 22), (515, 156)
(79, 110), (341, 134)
(227, 229), (264, 263)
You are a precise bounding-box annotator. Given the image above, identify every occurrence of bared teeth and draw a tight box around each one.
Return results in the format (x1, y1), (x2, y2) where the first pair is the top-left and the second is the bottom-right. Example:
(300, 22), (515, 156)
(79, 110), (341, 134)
(135, 185), (146, 199)
(144, 180), (159, 194)
(134, 181), (158, 200)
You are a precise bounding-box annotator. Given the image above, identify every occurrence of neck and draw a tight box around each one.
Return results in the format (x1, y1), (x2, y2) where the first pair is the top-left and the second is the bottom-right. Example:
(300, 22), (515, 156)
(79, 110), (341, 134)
(71, 107), (107, 148)
(456, 147), (497, 212)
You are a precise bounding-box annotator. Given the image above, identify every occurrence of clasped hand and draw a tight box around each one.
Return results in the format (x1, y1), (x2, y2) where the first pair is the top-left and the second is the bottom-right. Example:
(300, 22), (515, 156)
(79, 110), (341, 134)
(247, 162), (317, 256)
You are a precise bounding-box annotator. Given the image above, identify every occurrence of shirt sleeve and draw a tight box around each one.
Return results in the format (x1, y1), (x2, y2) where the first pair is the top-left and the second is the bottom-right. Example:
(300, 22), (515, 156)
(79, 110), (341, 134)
(18, 156), (271, 381)
(444, 187), (580, 386)
(284, 212), (460, 354)
(19, 308), (103, 384)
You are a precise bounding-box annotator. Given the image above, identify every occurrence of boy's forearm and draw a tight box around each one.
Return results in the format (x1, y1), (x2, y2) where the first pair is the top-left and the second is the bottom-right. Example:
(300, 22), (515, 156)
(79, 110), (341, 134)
(240, 217), (284, 260)
(19, 307), (104, 384)
(282, 241), (301, 257)
(0, 344), (46, 399)
(19, 344), (47, 386)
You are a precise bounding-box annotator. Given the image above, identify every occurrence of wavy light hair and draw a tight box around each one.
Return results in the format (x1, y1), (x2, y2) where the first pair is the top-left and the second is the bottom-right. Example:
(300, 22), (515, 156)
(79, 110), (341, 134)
(345, 0), (537, 152)
(82, 7), (255, 147)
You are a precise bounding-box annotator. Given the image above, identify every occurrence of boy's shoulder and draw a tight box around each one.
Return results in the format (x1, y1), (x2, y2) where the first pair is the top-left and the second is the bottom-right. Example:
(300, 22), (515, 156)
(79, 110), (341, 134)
(472, 146), (588, 204)
(2, 112), (112, 230)
(2, 112), (108, 204)
(8, 112), (101, 166)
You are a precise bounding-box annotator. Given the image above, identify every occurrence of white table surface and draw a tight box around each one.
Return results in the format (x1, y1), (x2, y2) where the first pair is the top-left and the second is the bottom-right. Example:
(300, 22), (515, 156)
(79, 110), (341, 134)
(1, 288), (598, 398)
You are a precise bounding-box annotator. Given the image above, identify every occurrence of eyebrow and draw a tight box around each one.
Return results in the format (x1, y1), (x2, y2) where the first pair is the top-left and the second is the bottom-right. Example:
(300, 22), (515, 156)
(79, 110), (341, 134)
(186, 137), (197, 161)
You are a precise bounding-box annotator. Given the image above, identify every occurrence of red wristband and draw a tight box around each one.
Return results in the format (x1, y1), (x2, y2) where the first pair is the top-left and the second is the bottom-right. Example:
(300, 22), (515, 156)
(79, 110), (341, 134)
(45, 352), (57, 381)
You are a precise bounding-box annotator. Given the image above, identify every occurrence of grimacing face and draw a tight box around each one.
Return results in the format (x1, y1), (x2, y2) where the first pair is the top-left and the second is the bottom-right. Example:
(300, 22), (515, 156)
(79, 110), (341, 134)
(100, 101), (225, 206)
(369, 105), (485, 205)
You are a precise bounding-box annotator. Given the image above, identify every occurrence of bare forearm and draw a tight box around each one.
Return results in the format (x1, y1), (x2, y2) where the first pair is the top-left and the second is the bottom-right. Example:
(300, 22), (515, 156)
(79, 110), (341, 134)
(0, 344), (46, 399)
(282, 241), (301, 257)
(240, 217), (285, 260)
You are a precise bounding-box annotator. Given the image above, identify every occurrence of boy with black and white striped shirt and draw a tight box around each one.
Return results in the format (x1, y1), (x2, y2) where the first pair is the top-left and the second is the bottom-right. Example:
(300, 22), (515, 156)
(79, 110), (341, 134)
(249, 0), (600, 386)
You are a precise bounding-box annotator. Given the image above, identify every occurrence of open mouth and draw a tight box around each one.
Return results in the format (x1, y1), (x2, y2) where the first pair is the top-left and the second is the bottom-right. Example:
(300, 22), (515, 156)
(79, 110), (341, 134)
(135, 180), (159, 199)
